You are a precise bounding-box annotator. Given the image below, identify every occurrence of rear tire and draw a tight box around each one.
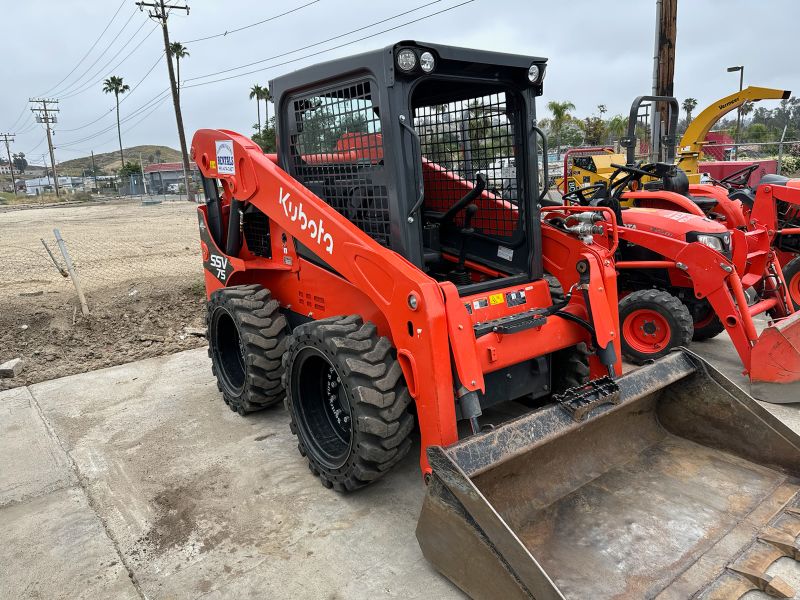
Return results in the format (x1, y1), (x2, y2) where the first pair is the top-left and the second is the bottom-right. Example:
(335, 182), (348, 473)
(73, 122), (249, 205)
(207, 284), (288, 415)
(687, 299), (725, 341)
(551, 343), (591, 394)
(282, 315), (414, 492)
(619, 289), (693, 364)
(784, 256), (800, 311)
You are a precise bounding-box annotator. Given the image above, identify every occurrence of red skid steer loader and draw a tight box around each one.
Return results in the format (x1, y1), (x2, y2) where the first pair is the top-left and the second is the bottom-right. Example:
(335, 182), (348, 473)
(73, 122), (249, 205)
(193, 42), (800, 599)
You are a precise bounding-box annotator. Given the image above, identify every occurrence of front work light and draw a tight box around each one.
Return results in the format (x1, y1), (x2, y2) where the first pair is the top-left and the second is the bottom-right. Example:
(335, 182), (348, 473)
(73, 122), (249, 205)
(419, 51), (435, 73)
(397, 49), (417, 72)
(528, 64), (540, 83)
(695, 234), (725, 252)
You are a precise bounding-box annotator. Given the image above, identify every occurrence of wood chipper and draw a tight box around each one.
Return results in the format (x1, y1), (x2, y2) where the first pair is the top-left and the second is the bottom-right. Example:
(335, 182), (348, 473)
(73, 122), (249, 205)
(191, 42), (800, 599)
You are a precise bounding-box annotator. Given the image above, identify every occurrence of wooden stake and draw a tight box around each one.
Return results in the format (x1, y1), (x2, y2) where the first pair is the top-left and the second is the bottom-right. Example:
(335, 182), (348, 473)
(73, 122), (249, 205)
(53, 228), (89, 315)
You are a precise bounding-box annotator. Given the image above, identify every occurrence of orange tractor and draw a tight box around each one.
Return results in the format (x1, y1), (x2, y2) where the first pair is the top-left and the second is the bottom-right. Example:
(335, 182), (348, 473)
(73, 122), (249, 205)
(193, 42), (800, 599)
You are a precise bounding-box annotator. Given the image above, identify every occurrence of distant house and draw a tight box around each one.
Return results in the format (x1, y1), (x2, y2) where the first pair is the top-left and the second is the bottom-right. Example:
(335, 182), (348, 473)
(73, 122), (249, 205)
(25, 176), (84, 196)
(144, 162), (200, 193)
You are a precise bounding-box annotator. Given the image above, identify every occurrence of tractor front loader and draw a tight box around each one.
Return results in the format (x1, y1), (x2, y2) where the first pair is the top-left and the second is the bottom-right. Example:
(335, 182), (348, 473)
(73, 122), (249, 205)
(193, 42), (800, 599)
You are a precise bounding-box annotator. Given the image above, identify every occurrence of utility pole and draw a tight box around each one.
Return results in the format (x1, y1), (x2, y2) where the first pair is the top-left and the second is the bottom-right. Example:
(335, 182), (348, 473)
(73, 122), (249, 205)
(0, 133), (17, 196)
(135, 0), (194, 202)
(91, 150), (98, 191)
(727, 65), (744, 160)
(30, 98), (60, 197)
(651, 0), (677, 163)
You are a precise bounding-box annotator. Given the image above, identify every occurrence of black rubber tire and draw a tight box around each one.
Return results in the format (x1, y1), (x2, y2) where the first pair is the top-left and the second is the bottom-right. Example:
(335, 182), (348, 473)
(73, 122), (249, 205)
(282, 315), (414, 492)
(784, 256), (800, 311)
(551, 342), (591, 394)
(544, 273), (565, 304)
(687, 299), (725, 341)
(207, 284), (288, 415)
(619, 289), (693, 365)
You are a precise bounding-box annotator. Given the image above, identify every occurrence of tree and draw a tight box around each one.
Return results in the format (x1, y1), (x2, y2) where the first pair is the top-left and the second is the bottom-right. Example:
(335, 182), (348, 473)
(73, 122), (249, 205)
(12, 152), (27, 174)
(155, 148), (162, 163)
(597, 104), (607, 117)
(168, 42), (189, 100)
(606, 115), (627, 143)
(546, 100), (576, 155)
(250, 84), (266, 131)
(579, 116), (606, 146)
(682, 98), (698, 124)
(262, 86), (273, 125)
(119, 160), (142, 177)
(252, 117), (277, 153)
(102, 76), (130, 168)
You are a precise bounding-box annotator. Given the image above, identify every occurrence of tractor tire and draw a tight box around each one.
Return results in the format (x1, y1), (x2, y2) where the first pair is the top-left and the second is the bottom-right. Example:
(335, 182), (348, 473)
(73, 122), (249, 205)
(551, 342), (591, 394)
(619, 289), (693, 365)
(282, 315), (414, 492)
(688, 300), (725, 342)
(544, 273), (565, 304)
(784, 256), (800, 311)
(207, 284), (288, 415)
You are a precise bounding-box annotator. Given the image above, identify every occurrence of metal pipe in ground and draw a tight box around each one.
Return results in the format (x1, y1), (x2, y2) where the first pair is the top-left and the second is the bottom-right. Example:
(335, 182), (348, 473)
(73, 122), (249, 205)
(53, 228), (90, 316)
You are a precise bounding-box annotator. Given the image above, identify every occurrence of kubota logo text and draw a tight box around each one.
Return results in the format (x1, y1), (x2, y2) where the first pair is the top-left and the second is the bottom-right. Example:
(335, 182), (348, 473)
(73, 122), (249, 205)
(278, 187), (334, 254)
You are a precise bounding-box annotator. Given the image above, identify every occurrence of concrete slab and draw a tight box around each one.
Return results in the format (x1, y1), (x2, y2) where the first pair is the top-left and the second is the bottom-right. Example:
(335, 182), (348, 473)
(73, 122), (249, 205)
(0, 487), (139, 600)
(0, 386), (74, 505)
(29, 349), (461, 599)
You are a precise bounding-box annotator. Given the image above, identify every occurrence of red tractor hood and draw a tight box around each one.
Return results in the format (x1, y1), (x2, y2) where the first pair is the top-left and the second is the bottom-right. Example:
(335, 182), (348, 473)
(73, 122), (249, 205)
(621, 207), (729, 239)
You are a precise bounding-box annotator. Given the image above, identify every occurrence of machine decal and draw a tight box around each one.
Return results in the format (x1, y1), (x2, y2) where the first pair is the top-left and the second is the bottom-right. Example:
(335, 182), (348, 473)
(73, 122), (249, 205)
(489, 293), (505, 306)
(215, 140), (235, 175)
(278, 187), (334, 254)
(473, 298), (489, 310)
(497, 245), (514, 261)
(210, 254), (229, 280)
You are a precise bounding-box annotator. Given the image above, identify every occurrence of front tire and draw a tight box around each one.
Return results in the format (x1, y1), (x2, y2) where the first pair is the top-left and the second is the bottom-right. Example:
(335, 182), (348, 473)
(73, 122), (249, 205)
(784, 256), (800, 311)
(687, 299), (725, 341)
(282, 316), (414, 492)
(207, 284), (288, 415)
(619, 289), (693, 364)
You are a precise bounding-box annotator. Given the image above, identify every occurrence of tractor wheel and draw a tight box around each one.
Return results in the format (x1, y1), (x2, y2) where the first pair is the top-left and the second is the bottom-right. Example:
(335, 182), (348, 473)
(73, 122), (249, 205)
(282, 315), (414, 492)
(784, 256), (800, 311)
(619, 289), (693, 365)
(688, 300), (725, 342)
(207, 284), (288, 415)
(544, 273), (565, 304)
(551, 342), (591, 394)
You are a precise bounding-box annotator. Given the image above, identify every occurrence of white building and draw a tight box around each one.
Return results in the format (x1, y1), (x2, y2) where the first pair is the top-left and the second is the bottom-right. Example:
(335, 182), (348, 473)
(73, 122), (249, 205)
(25, 176), (83, 196)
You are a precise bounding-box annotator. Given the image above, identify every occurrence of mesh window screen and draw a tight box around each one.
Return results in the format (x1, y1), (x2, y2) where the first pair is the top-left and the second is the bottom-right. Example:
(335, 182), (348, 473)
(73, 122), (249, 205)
(414, 91), (522, 240)
(289, 80), (391, 247)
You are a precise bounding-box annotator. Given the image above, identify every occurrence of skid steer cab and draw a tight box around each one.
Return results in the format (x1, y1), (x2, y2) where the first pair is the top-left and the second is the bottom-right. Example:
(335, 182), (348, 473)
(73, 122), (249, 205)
(192, 42), (800, 600)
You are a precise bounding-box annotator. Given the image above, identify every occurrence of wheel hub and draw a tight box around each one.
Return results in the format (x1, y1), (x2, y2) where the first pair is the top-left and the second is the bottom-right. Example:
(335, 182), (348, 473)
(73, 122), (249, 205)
(624, 308), (671, 354)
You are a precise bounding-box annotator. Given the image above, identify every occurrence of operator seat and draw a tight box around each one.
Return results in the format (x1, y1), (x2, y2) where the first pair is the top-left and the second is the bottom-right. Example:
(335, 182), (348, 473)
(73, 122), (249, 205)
(729, 173), (790, 207)
(657, 167), (718, 209)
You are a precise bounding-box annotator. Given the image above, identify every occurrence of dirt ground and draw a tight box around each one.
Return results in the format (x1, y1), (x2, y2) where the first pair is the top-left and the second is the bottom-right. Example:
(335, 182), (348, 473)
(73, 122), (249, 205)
(0, 199), (207, 389)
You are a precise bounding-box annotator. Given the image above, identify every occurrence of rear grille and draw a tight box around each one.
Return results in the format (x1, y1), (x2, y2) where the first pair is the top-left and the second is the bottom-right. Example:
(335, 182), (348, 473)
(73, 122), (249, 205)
(243, 207), (271, 257)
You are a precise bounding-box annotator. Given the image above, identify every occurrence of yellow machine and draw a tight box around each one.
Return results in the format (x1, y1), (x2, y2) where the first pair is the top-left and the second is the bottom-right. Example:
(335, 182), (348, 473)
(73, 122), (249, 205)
(555, 86), (791, 192)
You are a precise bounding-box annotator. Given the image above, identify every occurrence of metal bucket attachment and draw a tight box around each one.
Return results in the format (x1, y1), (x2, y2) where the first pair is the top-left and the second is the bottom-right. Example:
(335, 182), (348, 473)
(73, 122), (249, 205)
(750, 311), (800, 403)
(417, 351), (800, 599)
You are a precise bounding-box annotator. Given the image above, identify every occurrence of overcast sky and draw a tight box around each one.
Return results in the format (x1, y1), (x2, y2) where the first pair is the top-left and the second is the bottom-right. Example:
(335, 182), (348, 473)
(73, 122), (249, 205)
(3, 0), (798, 165)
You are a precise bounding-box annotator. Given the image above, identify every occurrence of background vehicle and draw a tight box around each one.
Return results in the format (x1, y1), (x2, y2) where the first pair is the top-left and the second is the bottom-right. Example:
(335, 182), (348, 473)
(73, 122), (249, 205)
(192, 41), (800, 599)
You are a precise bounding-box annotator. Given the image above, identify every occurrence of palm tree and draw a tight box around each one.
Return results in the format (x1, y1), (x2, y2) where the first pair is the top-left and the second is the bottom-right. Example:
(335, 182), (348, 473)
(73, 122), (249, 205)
(169, 42), (189, 100)
(250, 84), (265, 131)
(261, 86), (273, 127)
(606, 114), (628, 143)
(103, 76), (130, 167)
(546, 100), (576, 156)
(682, 97), (698, 124)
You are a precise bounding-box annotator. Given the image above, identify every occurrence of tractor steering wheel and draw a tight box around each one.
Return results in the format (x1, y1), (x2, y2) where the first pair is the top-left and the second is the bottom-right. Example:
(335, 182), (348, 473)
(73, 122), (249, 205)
(715, 163), (759, 190)
(562, 182), (608, 206)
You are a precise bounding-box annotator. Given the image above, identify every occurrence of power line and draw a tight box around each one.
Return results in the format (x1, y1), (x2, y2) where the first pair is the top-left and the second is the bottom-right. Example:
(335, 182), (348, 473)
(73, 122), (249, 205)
(6, 105), (30, 131)
(183, 0), (475, 89)
(50, 8), (142, 97)
(184, 0), (447, 84)
(38, 0), (129, 97)
(59, 24), (159, 100)
(59, 52), (165, 133)
(30, 98), (61, 197)
(184, 0), (321, 44)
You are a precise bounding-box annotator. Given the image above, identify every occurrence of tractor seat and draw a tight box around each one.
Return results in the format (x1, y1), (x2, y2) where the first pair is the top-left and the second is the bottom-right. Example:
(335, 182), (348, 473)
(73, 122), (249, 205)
(660, 169), (718, 209)
(758, 173), (790, 187)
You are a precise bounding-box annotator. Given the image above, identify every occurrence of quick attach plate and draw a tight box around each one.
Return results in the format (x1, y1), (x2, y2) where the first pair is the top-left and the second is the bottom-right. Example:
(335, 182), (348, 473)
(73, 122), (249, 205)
(554, 376), (621, 421)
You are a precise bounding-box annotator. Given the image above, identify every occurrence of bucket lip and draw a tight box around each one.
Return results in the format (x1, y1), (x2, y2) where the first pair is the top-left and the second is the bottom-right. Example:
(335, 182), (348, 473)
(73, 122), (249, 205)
(432, 349), (776, 478)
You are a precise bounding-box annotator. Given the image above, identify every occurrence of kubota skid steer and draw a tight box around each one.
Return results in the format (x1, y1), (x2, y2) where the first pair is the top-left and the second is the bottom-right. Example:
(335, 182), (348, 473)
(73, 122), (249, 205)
(192, 42), (800, 599)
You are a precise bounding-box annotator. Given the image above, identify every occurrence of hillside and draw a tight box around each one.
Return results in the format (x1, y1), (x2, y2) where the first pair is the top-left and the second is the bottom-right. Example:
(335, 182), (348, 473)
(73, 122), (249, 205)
(58, 145), (182, 175)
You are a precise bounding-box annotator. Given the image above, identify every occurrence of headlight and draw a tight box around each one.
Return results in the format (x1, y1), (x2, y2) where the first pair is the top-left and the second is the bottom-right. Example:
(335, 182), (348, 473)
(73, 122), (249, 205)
(419, 51), (435, 73)
(396, 49), (417, 72)
(528, 64), (540, 83)
(696, 234), (724, 252)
